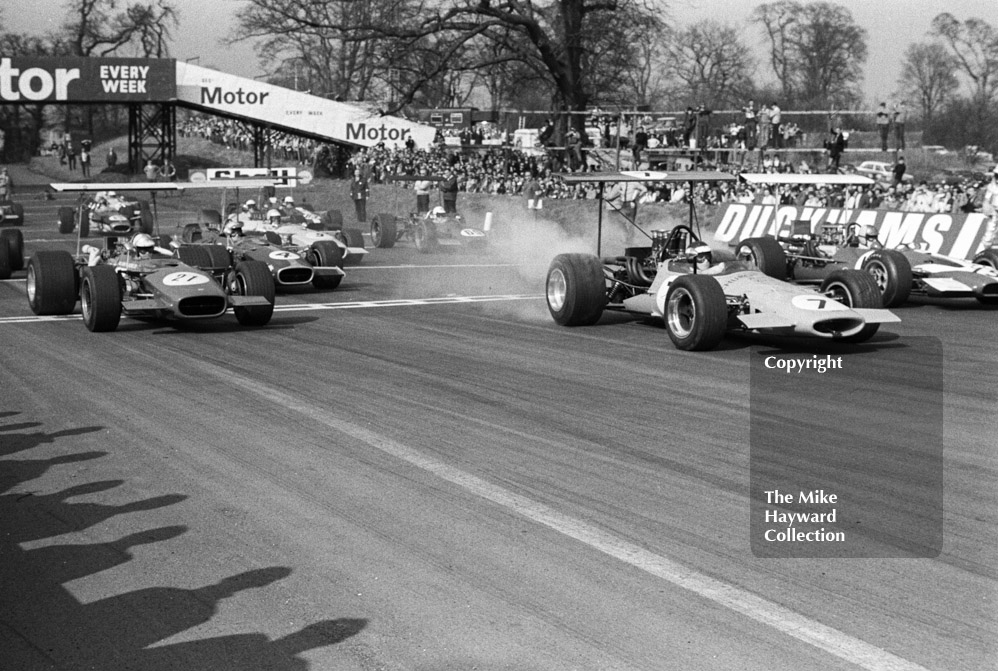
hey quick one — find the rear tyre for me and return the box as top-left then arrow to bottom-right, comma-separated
138,201 -> 154,234
821,269 -> 882,342
371,214 -> 397,248
322,209 -> 344,231
80,265 -> 122,332
58,207 -> 76,234
26,251 -> 78,315
546,253 -> 607,326
200,245 -> 232,271
1,228 -> 24,271
0,238 -> 9,280
663,274 -> 728,351
232,261 -> 275,326
861,249 -> 911,307
309,240 -> 344,290
736,237 -> 788,279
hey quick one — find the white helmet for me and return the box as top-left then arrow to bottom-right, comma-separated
106,191 -> 116,198
283,195 -> 295,204
133,232 -> 156,253
267,208 -> 282,221
245,199 -> 256,207
224,220 -> 244,236
269,196 -> 278,204
432,206 -> 446,216
861,224 -> 879,241
687,243 -> 713,267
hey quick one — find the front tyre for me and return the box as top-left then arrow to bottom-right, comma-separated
821,269 -> 882,342
861,249 -> 911,307
371,214 -> 397,248
736,237 -> 788,279
80,265 -> 122,332
232,260 -> 275,326
546,253 -> 607,326
2,228 -> 24,271
309,240 -> 344,290
972,248 -> 998,269
414,220 -> 438,253
663,274 -> 727,351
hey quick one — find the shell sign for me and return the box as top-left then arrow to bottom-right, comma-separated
0,57 -> 176,102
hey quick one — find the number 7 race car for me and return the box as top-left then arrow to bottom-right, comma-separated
545,171 -> 900,351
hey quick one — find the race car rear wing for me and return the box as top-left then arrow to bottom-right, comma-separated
556,170 -> 737,255
738,173 -> 876,186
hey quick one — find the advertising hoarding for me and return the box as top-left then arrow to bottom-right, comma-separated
0,57 -> 176,102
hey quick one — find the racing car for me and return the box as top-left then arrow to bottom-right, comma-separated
738,220 -> 998,307
26,233 -> 275,332
29,182 -> 277,332
370,174 -> 488,252
0,227 -> 25,279
545,171 -> 900,351
1,198 -> 25,226
175,218 -> 346,291
54,186 -> 154,237
221,206 -> 368,267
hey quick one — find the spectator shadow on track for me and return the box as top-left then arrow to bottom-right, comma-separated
1,416 -> 367,671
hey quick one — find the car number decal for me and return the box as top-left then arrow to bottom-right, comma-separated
268,250 -> 300,260
791,295 -> 849,311
163,272 -> 211,286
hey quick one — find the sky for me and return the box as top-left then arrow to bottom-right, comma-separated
2,0 -> 997,106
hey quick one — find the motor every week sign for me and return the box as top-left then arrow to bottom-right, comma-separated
0,57 -> 176,102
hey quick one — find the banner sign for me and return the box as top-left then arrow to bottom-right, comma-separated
175,62 -> 437,149
714,203 -> 992,259
0,57 -> 175,102
204,167 -> 301,187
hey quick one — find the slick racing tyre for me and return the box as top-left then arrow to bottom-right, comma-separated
371,214 -> 397,248
27,250 -> 78,315
1,228 -> 24,272
0,236 -> 9,280
663,274 -> 727,351
821,269 -> 882,343
546,253 -> 607,326
736,237 -> 788,279
80,265 -> 122,332
308,240 -> 344,290
860,249 -> 911,307
232,261 -> 275,326
58,207 -> 76,234
972,248 -> 998,269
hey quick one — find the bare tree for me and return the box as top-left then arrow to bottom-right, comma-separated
897,42 -> 959,122
60,0 -> 178,57
661,20 -> 755,108
229,0 -> 664,132
752,0 -> 866,107
931,13 -> 998,110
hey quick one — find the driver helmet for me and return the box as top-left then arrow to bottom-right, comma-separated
860,224 -> 879,242
224,220 -> 244,237
283,195 -> 295,205
133,232 -> 156,255
687,243 -> 713,271
106,191 -> 116,198
244,199 -> 257,209
269,196 -> 278,205
267,208 -> 282,225
431,205 -> 446,217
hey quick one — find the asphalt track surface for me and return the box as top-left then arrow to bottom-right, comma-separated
1,182 -> 996,670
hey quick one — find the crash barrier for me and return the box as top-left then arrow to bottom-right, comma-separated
713,203 -> 992,258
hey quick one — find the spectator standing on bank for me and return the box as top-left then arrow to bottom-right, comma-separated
757,104 -> 772,150
876,102 -> 891,152
824,128 -> 847,173
413,169 -> 433,214
893,100 -> 908,151
682,107 -> 696,147
743,101 -> 757,149
633,125 -> 649,166
80,145 -> 91,177
523,172 -> 543,212
440,170 -> 459,213
350,168 -> 369,223
65,141 -> 77,171
106,146 -> 117,168
694,103 -> 711,151
144,159 -> 160,181
892,156 -> 907,186
770,103 -> 782,149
